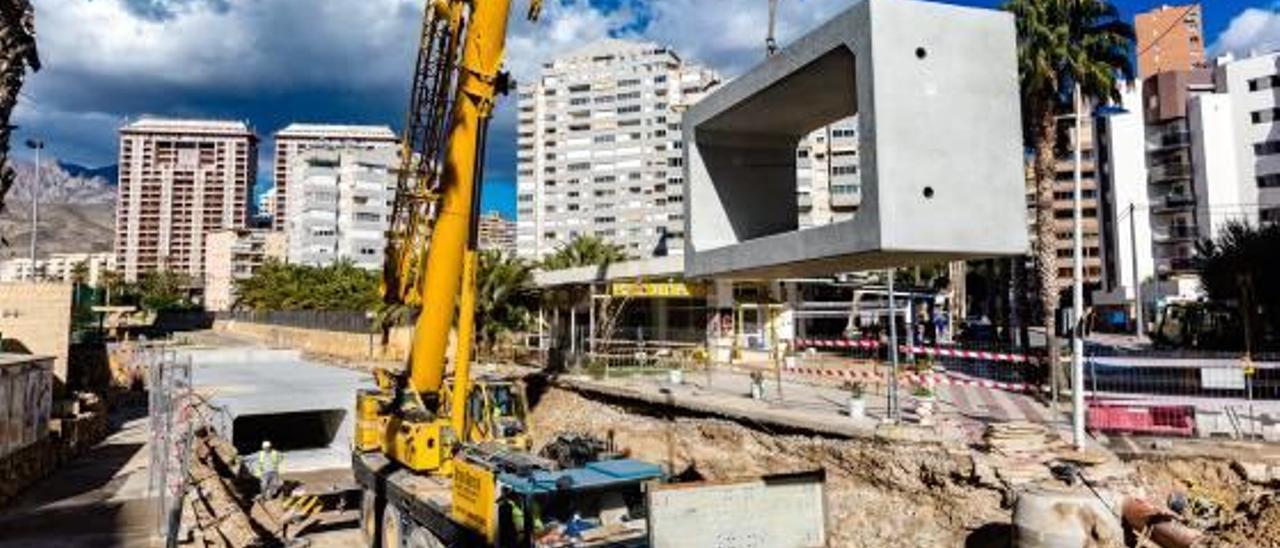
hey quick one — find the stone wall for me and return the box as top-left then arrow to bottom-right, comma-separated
0,283 -> 73,382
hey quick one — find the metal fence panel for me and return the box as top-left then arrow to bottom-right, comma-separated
219,310 -> 376,333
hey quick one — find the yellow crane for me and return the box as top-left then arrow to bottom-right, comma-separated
353,1 -> 665,546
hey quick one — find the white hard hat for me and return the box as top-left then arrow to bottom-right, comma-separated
262,441 -> 271,450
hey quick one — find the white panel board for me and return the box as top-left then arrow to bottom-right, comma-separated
1200,367 -> 1246,391
648,472 -> 825,548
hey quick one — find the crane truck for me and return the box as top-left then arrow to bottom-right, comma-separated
352,0 -> 668,546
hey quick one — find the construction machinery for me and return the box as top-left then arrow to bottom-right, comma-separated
352,0 -> 667,546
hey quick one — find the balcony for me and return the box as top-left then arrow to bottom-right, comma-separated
1157,257 -> 1198,274
1146,131 -> 1191,151
1149,164 -> 1192,183
1152,225 -> 1199,242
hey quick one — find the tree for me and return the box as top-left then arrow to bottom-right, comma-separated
69,260 -> 89,286
474,250 -> 537,352
234,259 -> 381,311
137,269 -> 192,312
1195,221 -> 1280,352
0,1 -> 38,237
541,235 -> 628,271
100,269 -> 124,306
1004,0 -> 1133,391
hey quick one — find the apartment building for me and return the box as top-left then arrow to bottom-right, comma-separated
515,39 -> 720,260
1135,4 -> 1205,80
284,143 -> 398,270
477,211 -> 516,255
203,228 -> 287,311
1212,52 -> 1280,226
272,124 -> 399,231
115,119 -> 257,282
797,117 -> 861,228
0,253 -> 116,285
1046,111 -> 1104,289
1095,52 -> 1280,326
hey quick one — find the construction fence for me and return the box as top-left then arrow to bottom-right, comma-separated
217,310 -> 376,334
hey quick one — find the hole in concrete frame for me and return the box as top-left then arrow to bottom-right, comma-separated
232,409 -> 346,454
916,47 -> 927,59
923,186 -> 935,199
694,46 -> 861,243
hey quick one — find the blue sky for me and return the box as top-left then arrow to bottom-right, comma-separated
15,0 -> 1280,218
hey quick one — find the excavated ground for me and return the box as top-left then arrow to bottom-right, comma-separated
1129,457 -> 1280,547
527,385 -> 1011,547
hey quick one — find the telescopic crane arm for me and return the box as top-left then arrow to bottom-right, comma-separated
369,0 -> 540,472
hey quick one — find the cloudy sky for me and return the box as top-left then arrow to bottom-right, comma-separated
14,0 -> 1278,216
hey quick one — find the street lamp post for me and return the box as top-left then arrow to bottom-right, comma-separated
25,139 -> 44,280
1071,84 -> 1086,450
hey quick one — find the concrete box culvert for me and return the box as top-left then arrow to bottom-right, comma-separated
682,0 -> 1027,279
230,409 -> 347,455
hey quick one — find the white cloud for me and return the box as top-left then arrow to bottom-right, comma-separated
24,0 -> 856,171
1211,7 -> 1280,58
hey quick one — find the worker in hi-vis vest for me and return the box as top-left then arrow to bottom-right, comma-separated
256,440 -> 283,499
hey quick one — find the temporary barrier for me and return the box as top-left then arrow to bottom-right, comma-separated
0,354 -> 53,460
1086,404 -> 1196,437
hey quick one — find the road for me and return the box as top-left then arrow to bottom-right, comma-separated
0,409 -> 157,548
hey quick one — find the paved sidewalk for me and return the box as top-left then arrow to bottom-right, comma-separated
581,366 -> 1061,444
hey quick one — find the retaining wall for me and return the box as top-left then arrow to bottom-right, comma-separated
212,320 -> 414,364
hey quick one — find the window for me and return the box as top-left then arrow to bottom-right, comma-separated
832,128 -> 857,139
355,212 -> 381,222
518,193 -> 534,203
668,157 -> 683,167
832,165 -> 858,176
618,79 -> 641,87
616,91 -> 640,101
594,175 -> 617,183
617,105 -> 641,114
1258,174 -> 1280,188
569,124 -> 590,132
594,135 -> 615,144
1263,207 -> 1280,224
1256,141 -> 1280,157
568,163 -> 590,172
1252,108 -> 1280,124
797,149 -> 809,158
568,84 -> 590,93
1249,75 -> 1280,92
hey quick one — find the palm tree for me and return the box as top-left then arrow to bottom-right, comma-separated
1004,0 -> 1133,393
541,235 -> 628,271
0,0 -> 37,234
474,250 -> 537,353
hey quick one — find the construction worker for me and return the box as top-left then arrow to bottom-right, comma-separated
256,440 -> 282,499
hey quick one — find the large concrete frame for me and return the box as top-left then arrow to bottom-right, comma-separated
682,0 -> 1027,278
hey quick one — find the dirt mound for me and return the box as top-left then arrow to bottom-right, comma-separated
529,386 -> 1008,546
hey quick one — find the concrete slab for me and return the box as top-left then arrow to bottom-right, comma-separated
682,0 -> 1026,278
179,347 -> 371,473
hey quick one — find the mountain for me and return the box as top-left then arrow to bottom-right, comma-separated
0,160 -> 115,259
57,161 -> 118,186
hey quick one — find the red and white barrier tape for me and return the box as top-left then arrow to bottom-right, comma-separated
781,365 -> 1032,393
793,338 -> 1039,365
900,345 -> 1039,365
794,338 -> 881,350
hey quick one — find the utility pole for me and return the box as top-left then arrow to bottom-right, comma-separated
887,270 -> 899,422
25,139 -> 44,280
1128,203 -> 1145,338
1071,84 -> 1086,450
